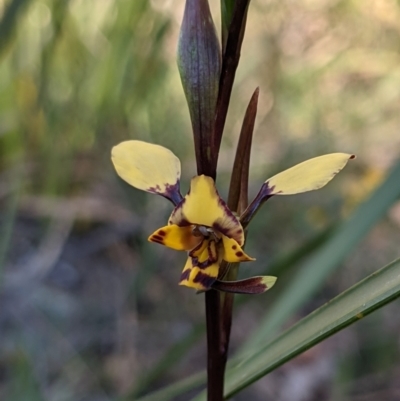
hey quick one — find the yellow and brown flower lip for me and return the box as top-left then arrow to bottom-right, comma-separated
148,175 -> 254,291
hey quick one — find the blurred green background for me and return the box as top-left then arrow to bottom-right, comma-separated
1,0 -> 400,400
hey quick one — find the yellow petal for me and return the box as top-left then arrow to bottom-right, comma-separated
265,153 -> 355,195
148,225 -> 201,251
170,175 -> 245,245
111,140 -> 181,200
221,235 -> 255,263
179,257 -> 219,291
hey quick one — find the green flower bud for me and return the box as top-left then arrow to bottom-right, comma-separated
177,0 -> 221,177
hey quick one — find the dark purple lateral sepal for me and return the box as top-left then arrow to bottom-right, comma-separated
194,271 -> 217,289
212,276 -> 271,295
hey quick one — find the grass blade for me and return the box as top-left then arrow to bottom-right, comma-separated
194,258 -> 400,399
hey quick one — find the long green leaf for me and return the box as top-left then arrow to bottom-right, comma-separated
243,158 -> 400,350
192,258 -> 400,399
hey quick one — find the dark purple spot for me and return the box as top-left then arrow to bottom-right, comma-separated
158,230 -> 166,236
180,270 -> 190,281
236,251 -> 243,257
193,272 -> 216,289
213,222 -> 230,237
232,245 -> 237,250
261,182 -> 276,196
192,257 -> 213,269
148,182 -> 183,206
151,235 -> 163,241
211,196 -> 242,238
236,229 -> 242,234
213,222 -> 223,232
207,241 -> 218,263
190,240 -> 218,269
189,241 -> 204,258
147,184 -> 162,193
151,239 -> 164,245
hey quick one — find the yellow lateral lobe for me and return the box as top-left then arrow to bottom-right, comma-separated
148,224 -> 201,251
265,153 -> 355,195
111,140 -> 181,195
221,235 -> 255,263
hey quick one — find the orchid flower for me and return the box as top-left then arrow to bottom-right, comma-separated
111,140 -> 354,293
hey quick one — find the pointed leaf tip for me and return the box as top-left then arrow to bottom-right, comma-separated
265,153 -> 355,196
261,276 -> 277,289
228,87 -> 259,213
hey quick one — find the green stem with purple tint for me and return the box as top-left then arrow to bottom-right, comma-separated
240,183 -> 273,229
213,0 -> 251,160
178,0 -> 253,398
